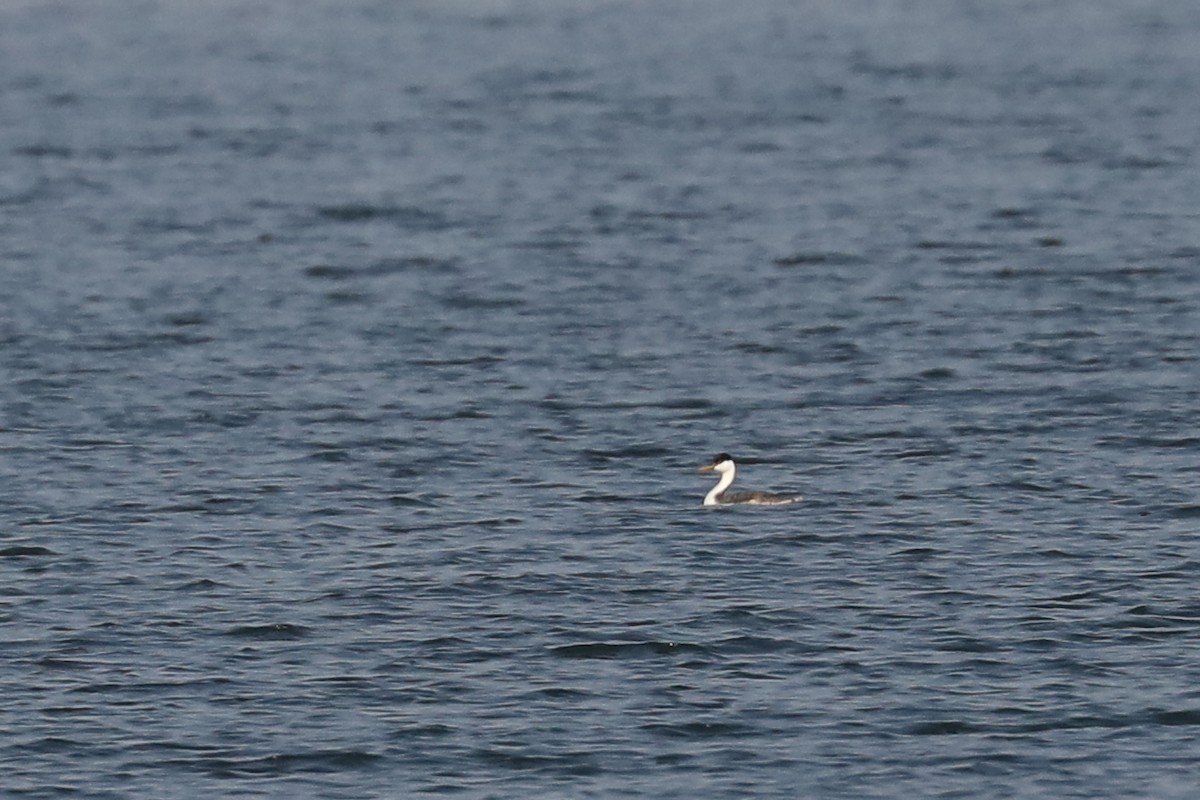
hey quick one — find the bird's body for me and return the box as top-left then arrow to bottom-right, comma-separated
697,453 -> 800,506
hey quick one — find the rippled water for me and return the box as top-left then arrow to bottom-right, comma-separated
3,1 -> 1200,797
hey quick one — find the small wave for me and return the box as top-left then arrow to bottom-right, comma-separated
1149,709 -> 1200,727
165,311 -> 209,327
0,545 -> 56,557
773,251 -> 866,267
305,257 -> 457,280
1029,590 -> 1104,608
584,444 -> 672,461
326,290 -> 371,305
522,686 -> 595,700
410,354 -> 504,368
915,239 -> 997,251
439,292 -> 525,311
320,287 -> 374,308
172,749 -> 381,778
316,203 -> 448,229
303,675 -> 373,686
15,144 -> 74,158
733,341 -> 786,355
388,722 -> 456,739
548,640 -> 703,660
653,397 -> 715,410
173,578 -> 227,591
306,447 -> 351,463
905,719 -> 978,736
573,492 -> 636,504
387,493 -> 439,508
891,446 -> 956,460
712,635 -> 799,655
473,746 -> 599,776
641,719 -> 758,739
13,736 -> 87,755
1168,504 -> 1200,519
223,623 -> 311,641
930,635 -> 1003,654
991,206 -> 1038,220
943,708 -> 1200,737
304,264 -> 359,280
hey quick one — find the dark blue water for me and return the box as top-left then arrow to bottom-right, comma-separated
3,1 -> 1200,797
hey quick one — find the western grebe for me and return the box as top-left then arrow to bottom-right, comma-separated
697,453 -> 800,506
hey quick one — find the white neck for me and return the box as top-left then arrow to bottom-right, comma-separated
703,463 -> 735,505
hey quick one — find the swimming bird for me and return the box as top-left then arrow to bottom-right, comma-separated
697,453 -> 800,506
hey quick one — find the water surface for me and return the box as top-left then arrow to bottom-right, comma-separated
2,1 -> 1200,797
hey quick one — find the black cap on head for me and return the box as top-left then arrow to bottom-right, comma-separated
709,452 -> 734,464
